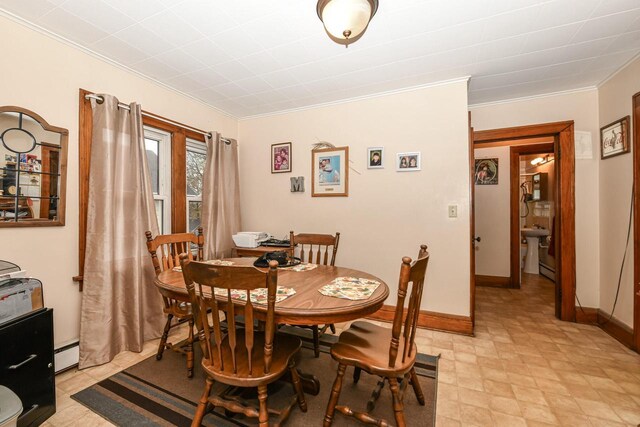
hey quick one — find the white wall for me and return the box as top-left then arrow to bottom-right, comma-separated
470,89 -> 601,307
474,146 -> 510,277
598,56 -> 640,328
239,80 -> 472,316
0,16 -> 238,347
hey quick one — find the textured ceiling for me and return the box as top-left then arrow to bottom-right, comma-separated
1,0 -> 639,117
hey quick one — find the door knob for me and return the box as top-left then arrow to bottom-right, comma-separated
473,236 -> 481,242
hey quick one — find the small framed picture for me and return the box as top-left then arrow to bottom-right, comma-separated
312,146 -> 349,197
474,158 -> 499,185
396,152 -> 421,171
271,142 -> 292,173
367,147 -> 384,169
600,116 -> 630,159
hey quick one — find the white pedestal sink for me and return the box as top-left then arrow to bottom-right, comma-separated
521,228 -> 550,274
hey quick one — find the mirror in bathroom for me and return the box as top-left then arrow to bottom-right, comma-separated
0,106 -> 68,227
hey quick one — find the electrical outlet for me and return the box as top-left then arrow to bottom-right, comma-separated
448,205 -> 458,218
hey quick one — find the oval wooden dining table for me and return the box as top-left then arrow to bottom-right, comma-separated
154,257 -> 390,395
154,257 -> 389,326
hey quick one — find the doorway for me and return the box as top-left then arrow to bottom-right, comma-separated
471,121 -> 576,322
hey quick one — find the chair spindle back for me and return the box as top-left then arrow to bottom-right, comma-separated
389,244 -> 429,368
180,256 -> 279,376
145,227 -> 204,275
289,231 -> 340,266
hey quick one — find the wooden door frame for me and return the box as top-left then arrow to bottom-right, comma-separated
633,92 -> 640,351
474,121 -> 576,322
509,143 -> 555,289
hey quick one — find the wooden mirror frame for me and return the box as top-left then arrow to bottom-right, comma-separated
0,106 -> 68,228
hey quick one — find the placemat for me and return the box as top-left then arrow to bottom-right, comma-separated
281,263 -> 318,272
318,277 -> 381,300
172,260 -> 235,272
213,286 -> 296,304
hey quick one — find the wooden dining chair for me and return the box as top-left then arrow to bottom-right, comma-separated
145,227 -> 204,378
289,230 -> 340,357
323,245 -> 429,427
180,256 -> 307,427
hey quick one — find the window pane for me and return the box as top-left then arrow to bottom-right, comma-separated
145,138 -> 159,194
188,201 -> 202,233
154,199 -> 164,234
186,150 -> 206,196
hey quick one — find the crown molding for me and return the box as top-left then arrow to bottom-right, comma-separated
596,51 -> 640,89
239,76 -> 471,120
468,86 -> 598,109
0,8 -> 238,120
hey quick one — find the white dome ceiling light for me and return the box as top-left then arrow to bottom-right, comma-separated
317,0 -> 379,47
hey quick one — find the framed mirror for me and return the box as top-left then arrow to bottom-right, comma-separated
0,106 -> 68,227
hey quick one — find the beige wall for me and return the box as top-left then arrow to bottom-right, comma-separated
239,80 -> 472,316
474,146 -> 510,277
0,16 -> 238,348
598,56 -> 640,327
470,89 -> 601,307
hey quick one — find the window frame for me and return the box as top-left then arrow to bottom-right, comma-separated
186,138 -> 207,233
144,126 -> 172,235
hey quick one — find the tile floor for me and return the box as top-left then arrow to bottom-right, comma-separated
42,272 -> 640,426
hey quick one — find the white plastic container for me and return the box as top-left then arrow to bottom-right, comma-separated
0,386 -> 22,427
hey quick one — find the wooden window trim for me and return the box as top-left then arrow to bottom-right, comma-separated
75,89 -> 206,288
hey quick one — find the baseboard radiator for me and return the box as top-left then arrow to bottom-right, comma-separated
54,341 -> 79,374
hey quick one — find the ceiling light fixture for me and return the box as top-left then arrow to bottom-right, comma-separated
531,155 -> 553,166
317,0 -> 379,47
530,157 -> 544,165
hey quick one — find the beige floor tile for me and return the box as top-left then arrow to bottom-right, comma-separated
574,398 -> 622,422
512,385 -> 548,406
438,399 -> 461,420
436,415 -> 462,426
458,387 -> 490,408
518,401 -> 559,424
483,379 -> 515,399
543,392 -> 582,414
55,371 -> 97,395
492,411 -> 528,427
460,403 -> 493,426
612,405 -> 640,425
489,396 -> 522,416
457,374 -> 484,391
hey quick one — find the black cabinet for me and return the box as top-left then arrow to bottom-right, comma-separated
0,308 -> 55,427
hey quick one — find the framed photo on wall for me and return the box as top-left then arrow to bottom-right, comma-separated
474,158 -> 499,185
396,152 -> 421,171
312,146 -> 349,197
271,142 -> 292,173
367,147 -> 383,169
600,116 -> 630,159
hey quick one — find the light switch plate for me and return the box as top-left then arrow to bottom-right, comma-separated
448,205 -> 458,218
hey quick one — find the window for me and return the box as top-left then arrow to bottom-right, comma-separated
144,127 -> 171,234
186,139 -> 206,233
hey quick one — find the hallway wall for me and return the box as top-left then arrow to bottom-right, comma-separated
598,55 -> 640,328
474,146 -> 510,278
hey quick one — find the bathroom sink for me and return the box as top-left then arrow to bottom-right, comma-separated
521,228 -> 550,238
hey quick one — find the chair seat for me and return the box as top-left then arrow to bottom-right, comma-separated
164,300 -> 191,318
330,321 -> 417,376
203,331 -> 301,388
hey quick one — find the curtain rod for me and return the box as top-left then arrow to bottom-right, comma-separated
84,93 -> 231,144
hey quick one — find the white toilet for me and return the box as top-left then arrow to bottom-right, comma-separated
0,386 -> 22,427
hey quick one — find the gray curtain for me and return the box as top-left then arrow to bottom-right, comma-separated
79,95 -> 164,369
202,132 -> 241,259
